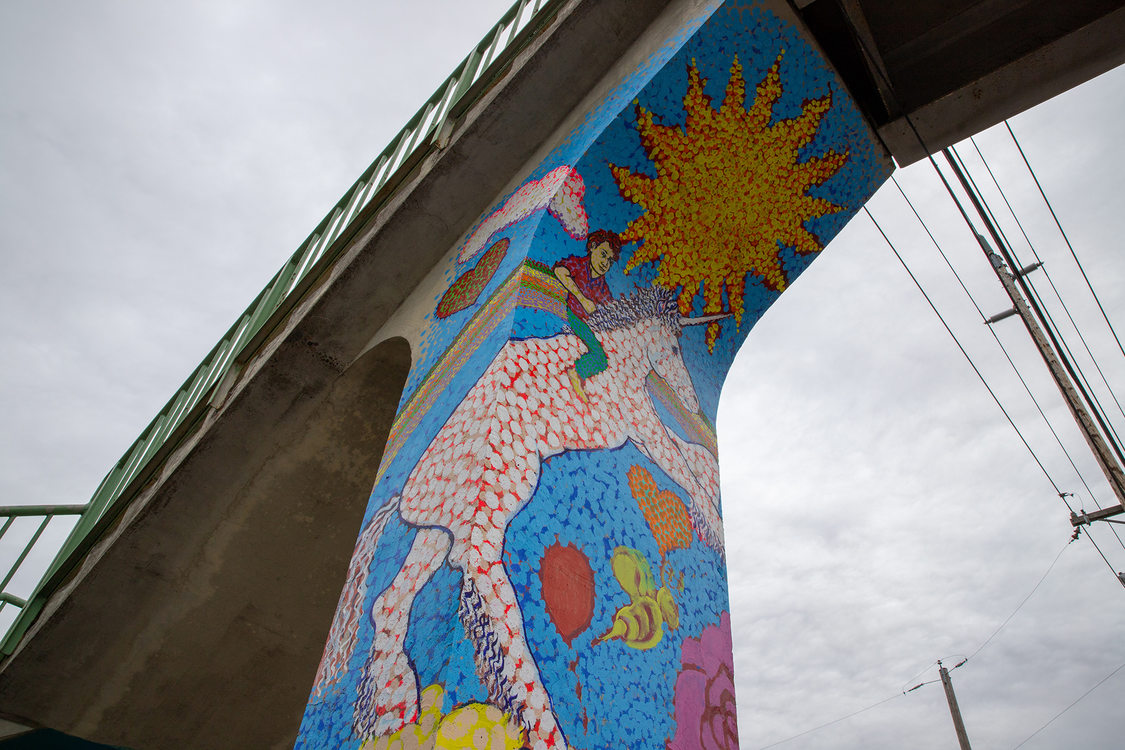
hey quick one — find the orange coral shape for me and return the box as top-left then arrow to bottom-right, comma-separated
627,465 -> 693,558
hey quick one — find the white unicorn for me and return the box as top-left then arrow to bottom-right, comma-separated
313,287 -> 724,749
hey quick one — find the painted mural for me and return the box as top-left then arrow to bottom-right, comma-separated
297,2 -> 891,749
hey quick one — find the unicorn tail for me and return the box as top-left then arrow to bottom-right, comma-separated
311,495 -> 400,696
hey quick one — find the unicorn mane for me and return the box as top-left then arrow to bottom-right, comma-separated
583,286 -> 680,334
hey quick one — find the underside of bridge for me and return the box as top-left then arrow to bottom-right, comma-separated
1,1 -> 1122,748
801,0 -> 1125,163
794,0 -> 1125,162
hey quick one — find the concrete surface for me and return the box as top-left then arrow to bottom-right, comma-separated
2,0 -> 1123,746
0,1 -> 679,747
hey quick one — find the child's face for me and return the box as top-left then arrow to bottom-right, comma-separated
589,241 -> 615,277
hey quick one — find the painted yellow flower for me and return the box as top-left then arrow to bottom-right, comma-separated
359,685 -> 525,750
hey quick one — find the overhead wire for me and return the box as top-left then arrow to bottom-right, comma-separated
751,537 -> 1081,749
843,0 -> 1125,513
1010,660 -> 1125,749
937,152 -> 1125,575
870,192 -> 1125,580
1006,121 -> 1125,361
1074,524 -> 1124,585
831,28 -> 1125,746
890,175 -> 1107,514
946,146 -> 1108,426
939,148 -> 1125,476
741,214 -> 1120,740
753,692 -> 905,750
944,147 -> 1125,553
967,136 -> 1125,428
957,140 -> 1125,551
845,9 -> 1125,569
900,659 -> 940,694
891,172 -> 1125,555
1074,489 -> 1125,555
966,537 -> 1073,662
903,678 -> 939,693
864,206 -> 1067,495
945,146 -> 1125,459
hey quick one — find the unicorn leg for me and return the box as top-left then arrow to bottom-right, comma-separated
353,526 -> 451,739
631,402 -> 725,551
667,430 -> 724,548
453,535 -> 566,750
312,497 -> 399,697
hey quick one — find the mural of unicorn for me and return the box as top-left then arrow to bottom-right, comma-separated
312,287 -> 724,749
296,5 -> 893,748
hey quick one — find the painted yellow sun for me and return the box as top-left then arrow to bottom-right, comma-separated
611,53 -> 848,350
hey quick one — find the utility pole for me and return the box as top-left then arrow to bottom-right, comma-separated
942,149 -> 1125,513
938,660 -> 973,750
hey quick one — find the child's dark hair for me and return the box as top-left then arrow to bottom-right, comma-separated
586,229 -> 623,260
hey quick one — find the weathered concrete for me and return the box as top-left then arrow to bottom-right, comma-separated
0,1 -> 682,747
2,0 -> 1123,746
794,0 -> 1125,163
0,337 -> 411,748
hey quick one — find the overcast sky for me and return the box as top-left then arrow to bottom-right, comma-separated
2,2 -> 1123,749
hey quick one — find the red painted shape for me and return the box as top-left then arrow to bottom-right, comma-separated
538,542 -> 595,647
436,237 -> 508,318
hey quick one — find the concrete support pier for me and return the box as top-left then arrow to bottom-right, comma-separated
296,3 -> 890,747
3,1 -> 1124,747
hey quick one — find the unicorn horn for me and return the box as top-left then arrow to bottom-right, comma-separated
679,313 -> 731,326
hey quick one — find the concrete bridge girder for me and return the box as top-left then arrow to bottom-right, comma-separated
0,1 -> 698,746
794,0 -> 1125,163
2,0 -> 1124,747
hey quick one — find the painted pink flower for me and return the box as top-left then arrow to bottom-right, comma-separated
668,611 -> 739,750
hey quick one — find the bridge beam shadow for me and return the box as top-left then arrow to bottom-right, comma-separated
0,337 -> 411,749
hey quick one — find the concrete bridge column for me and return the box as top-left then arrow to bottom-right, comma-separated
297,2 -> 891,748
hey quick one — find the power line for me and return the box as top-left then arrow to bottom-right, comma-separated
953,142 -> 1125,554
825,33 -> 1124,746
903,677 -> 940,693
967,136 -> 1125,429
966,538 -> 1072,662
900,659 -> 940,693
1076,491 -> 1125,555
851,13 -> 1125,516
1074,523 -> 1125,586
890,175 -> 1108,512
1011,660 -> 1125,749
868,199 -> 1125,582
891,173 -> 1125,554
864,206 -> 1066,495
939,148 -> 1125,479
754,692 -> 905,749
946,146 -> 1125,459
751,539 -> 1076,749
1005,121 -> 1125,361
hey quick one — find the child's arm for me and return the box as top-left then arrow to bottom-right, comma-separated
553,264 -> 597,314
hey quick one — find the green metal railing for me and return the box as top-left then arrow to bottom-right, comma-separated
0,0 -> 565,656
0,505 -> 86,636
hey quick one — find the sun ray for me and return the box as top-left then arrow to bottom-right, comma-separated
771,93 -> 833,149
745,55 -> 782,131
610,165 -> 658,208
613,52 -> 849,350
720,64 -> 746,117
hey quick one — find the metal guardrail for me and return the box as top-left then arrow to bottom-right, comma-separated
0,0 -> 565,656
0,505 -> 86,632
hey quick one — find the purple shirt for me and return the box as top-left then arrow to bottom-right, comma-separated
556,254 -> 611,319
